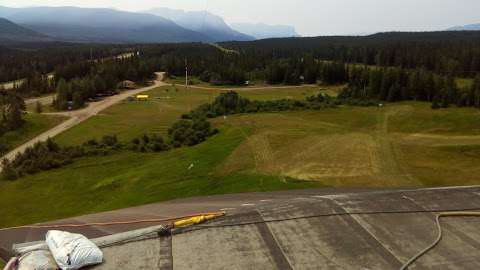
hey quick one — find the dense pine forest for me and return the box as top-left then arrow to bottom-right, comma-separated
2,31 -> 480,113
221,31 -> 480,77
0,43 -> 129,83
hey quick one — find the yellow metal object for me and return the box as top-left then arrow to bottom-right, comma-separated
136,95 -> 149,100
174,213 -> 224,228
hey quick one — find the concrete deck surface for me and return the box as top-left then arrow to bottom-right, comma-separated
89,186 -> 480,269
6,186 -> 480,269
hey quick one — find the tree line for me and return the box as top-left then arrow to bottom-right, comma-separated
339,66 -> 480,108
222,31 -> 480,77
0,43 -> 130,84
53,57 -> 158,110
0,91 -> 25,154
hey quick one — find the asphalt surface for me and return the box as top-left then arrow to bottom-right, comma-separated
7,186 -> 480,269
91,185 -> 480,269
0,188 -> 382,259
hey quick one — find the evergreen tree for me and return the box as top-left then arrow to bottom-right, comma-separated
35,101 -> 43,114
55,79 -> 70,110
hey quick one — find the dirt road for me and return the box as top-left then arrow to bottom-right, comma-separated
1,72 -> 166,163
186,84 -> 318,91
24,94 -> 56,105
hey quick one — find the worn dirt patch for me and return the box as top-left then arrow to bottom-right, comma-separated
218,132 -> 383,181
400,133 -> 480,147
277,133 -> 382,180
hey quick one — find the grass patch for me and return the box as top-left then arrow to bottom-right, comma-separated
387,102 -> 480,135
0,113 -> 66,155
0,125 -> 326,227
54,85 -> 324,146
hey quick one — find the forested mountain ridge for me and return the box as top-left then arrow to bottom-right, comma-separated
0,18 -> 51,43
0,6 -> 212,43
448,23 -> 480,31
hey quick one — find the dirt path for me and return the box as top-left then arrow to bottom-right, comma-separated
1,72 -> 167,163
375,106 -> 419,186
24,94 -> 56,105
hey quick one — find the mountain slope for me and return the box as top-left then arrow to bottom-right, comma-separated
145,8 -> 254,42
448,23 -> 480,31
0,17 -> 51,42
230,23 -> 300,39
0,6 -> 212,43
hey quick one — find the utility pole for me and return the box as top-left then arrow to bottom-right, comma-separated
185,58 -> 188,87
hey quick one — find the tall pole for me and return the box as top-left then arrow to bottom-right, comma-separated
185,58 -> 188,87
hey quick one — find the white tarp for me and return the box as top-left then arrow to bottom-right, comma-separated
46,231 -> 103,270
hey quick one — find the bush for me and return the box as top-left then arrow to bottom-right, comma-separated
169,118 -> 216,147
1,159 -> 19,181
101,135 -> 118,147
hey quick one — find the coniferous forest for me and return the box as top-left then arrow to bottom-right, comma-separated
2,30 -> 480,119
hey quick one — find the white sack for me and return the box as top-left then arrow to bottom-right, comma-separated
46,230 -> 103,270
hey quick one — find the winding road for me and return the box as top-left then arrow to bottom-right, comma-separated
1,72 -> 166,163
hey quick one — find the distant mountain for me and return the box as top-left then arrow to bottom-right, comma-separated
230,23 -> 300,39
448,23 -> 480,31
145,8 -> 254,42
0,6 -> 212,43
0,17 -> 51,42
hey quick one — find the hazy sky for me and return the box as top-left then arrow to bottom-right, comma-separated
2,0 -> 480,36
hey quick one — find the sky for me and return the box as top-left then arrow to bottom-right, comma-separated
1,0 -> 480,36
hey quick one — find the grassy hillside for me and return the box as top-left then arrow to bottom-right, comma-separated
1,113 -> 66,155
1,85 -> 480,228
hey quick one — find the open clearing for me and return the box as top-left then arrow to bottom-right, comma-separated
1,73 -> 166,162
0,113 -> 66,156
1,84 -> 480,228
54,84 -> 323,145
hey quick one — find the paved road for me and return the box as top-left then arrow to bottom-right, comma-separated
1,72 -> 166,163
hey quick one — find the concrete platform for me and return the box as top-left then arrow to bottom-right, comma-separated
6,186 -> 480,269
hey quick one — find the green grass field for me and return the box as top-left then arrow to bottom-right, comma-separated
0,113 -> 66,155
1,84 -> 480,228
55,85 -> 324,145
